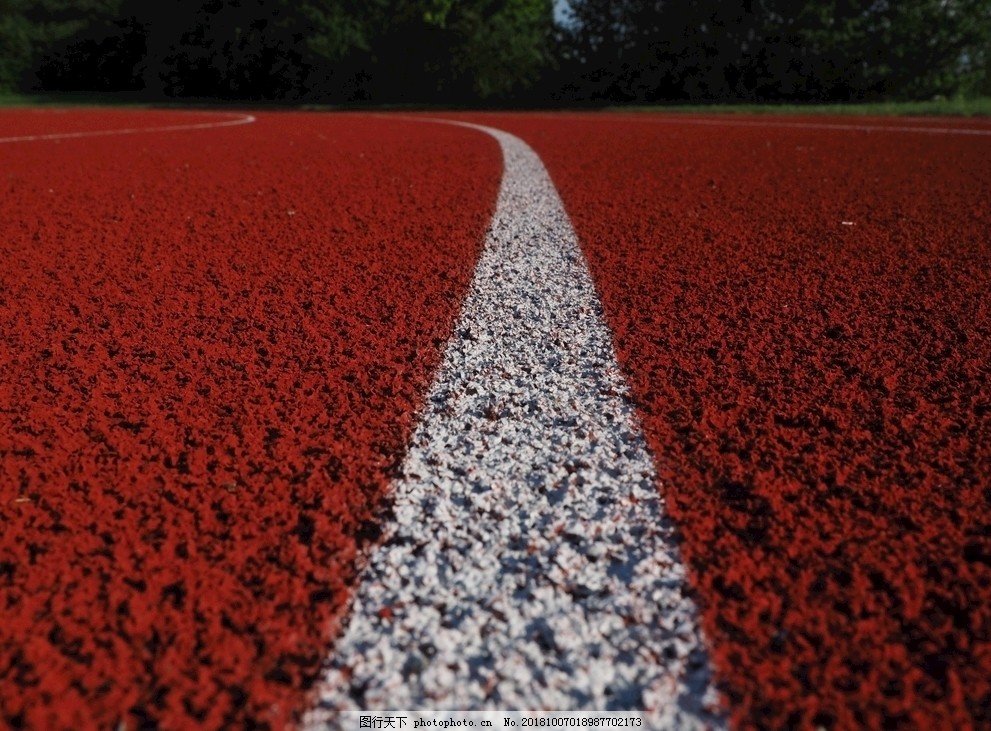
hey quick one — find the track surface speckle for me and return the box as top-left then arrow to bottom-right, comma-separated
305,122 -> 722,728
466,112 -> 991,730
0,110 -> 500,730
3,109 -> 990,730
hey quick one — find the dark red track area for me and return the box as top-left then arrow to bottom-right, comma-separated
0,110 -> 501,729
0,108 -> 244,139
472,113 -> 991,729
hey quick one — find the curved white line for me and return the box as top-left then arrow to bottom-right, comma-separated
510,110 -> 991,136
633,114 -> 991,136
0,111 -> 256,143
304,118 -> 725,727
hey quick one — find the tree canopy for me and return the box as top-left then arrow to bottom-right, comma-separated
1,0 -> 989,103
556,0 -> 991,102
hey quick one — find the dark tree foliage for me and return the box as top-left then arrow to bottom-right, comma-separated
2,0 -> 989,103
1,0 -> 129,90
12,0 -> 553,102
558,0 -> 991,103
553,1 -> 772,102
347,0 -> 553,102
100,0 -> 313,99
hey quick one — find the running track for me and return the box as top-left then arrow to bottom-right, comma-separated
1,108 -> 989,730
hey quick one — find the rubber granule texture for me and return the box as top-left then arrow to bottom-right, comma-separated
470,113 -> 991,730
0,110 -> 500,730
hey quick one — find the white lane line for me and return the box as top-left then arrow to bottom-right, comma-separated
303,122 -> 725,728
517,111 -> 991,136
0,111 -> 256,143
640,115 -> 991,136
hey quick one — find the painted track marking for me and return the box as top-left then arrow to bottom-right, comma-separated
303,121 -> 724,727
638,115 -> 991,136
0,111 -> 256,143
515,111 -> 991,136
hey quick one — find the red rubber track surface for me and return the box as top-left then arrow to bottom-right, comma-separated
0,110 -> 501,730
466,113 -> 991,730
0,109 -> 246,139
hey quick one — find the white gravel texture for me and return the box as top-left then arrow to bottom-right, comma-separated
302,122 -> 725,729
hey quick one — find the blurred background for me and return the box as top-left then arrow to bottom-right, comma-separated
1,0 -> 990,106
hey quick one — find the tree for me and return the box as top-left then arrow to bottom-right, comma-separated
1,0 -> 123,91
165,0 -> 310,99
557,0 -> 991,102
557,0 -> 753,102
349,0 -> 553,103
873,0 -> 991,98
752,0 -> 991,100
0,0 -> 35,90
446,0 -> 554,100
